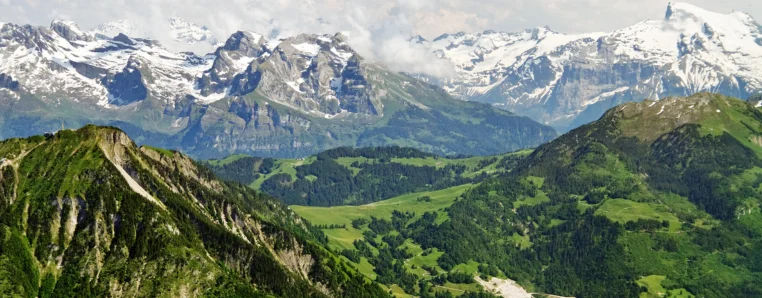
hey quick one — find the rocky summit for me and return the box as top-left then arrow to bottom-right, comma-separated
0,20 -> 555,158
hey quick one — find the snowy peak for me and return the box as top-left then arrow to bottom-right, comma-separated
50,20 -> 92,42
219,31 -> 266,55
92,20 -> 137,39
92,18 -> 218,53
168,16 -> 215,45
423,2 -> 762,131
666,2 -> 746,22
277,33 -> 354,59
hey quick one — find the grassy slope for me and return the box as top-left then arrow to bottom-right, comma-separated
249,156 -> 318,189
254,150 -> 529,192
305,94 -> 762,297
292,184 -> 480,297
292,184 -> 474,250
515,94 -> 762,297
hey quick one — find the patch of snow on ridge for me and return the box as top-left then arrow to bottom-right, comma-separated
168,16 -> 214,44
92,20 -> 137,38
292,43 -> 321,56
584,87 -> 629,107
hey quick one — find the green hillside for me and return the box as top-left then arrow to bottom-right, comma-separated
0,126 -> 388,297
206,147 -> 531,206
286,94 -> 762,297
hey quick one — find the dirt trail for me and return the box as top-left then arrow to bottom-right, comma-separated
475,276 -> 575,298
1,142 -> 45,205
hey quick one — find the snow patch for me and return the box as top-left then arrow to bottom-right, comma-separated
292,42 -> 321,56
584,87 -> 629,107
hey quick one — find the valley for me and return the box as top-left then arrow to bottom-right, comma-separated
204,93 -> 762,298
2,2 -> 762,297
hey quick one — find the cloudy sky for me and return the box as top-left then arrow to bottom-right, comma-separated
1,0 -> 759,37
1,0 -> 760,75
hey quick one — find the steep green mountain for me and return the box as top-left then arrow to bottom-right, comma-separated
0,125 -> 389,297
291,94 -> 762,297
205,147 -> 530,206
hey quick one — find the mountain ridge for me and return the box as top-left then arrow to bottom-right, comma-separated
0,20 -> 556,158
417,2 -> 762,131
0,124 -> 391,297
285,93 -> 762,297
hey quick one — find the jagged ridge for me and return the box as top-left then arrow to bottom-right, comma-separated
0,125 -> 388,297
419,2 -> 762,131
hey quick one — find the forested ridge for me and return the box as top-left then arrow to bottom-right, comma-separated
290,94 -> 762,298
207,146 -> 525,206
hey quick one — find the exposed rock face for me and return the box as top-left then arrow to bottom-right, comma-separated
101,57 -> 149,105
197,31 -> 266,96
50,20 -> 93,42
0,73 -> 18,91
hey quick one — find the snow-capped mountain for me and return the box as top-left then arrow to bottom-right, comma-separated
0,19 -> 555,158
92,20 -> 138,38
91,17 -> 219,53
0,19 -> 372,118
168,17 -> 218,47
421,2 -> 762,130
0,20 -> 212,108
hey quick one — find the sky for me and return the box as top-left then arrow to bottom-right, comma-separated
1,0 -> 761,76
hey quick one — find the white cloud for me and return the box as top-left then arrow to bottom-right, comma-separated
1,0 -> 760,77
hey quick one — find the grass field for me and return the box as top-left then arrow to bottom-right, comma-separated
249,156 -> 317,189
595,199 -> 681,231
206,154 -> 248,166
334,157 -> 370,175
141,145 -> 175,157
637,275 -> 667,298
292,184 -> 475,250
451,260 -> 480,275
637,275 -> 695,298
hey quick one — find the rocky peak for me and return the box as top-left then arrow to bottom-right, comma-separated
195,31 -> 268,97
0,23 -> 56,52
113,33 -> 136,45
101,56 -> 149,106
0,73 -> 19,91
50,19 -> 92,42
665,2 -> 675,20
220,31 -> 266,56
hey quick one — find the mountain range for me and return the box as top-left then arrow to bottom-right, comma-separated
2,2 -> 762,157
416,2 -> 762,131
3,2 -> 762,297
0,19 -> 555,159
